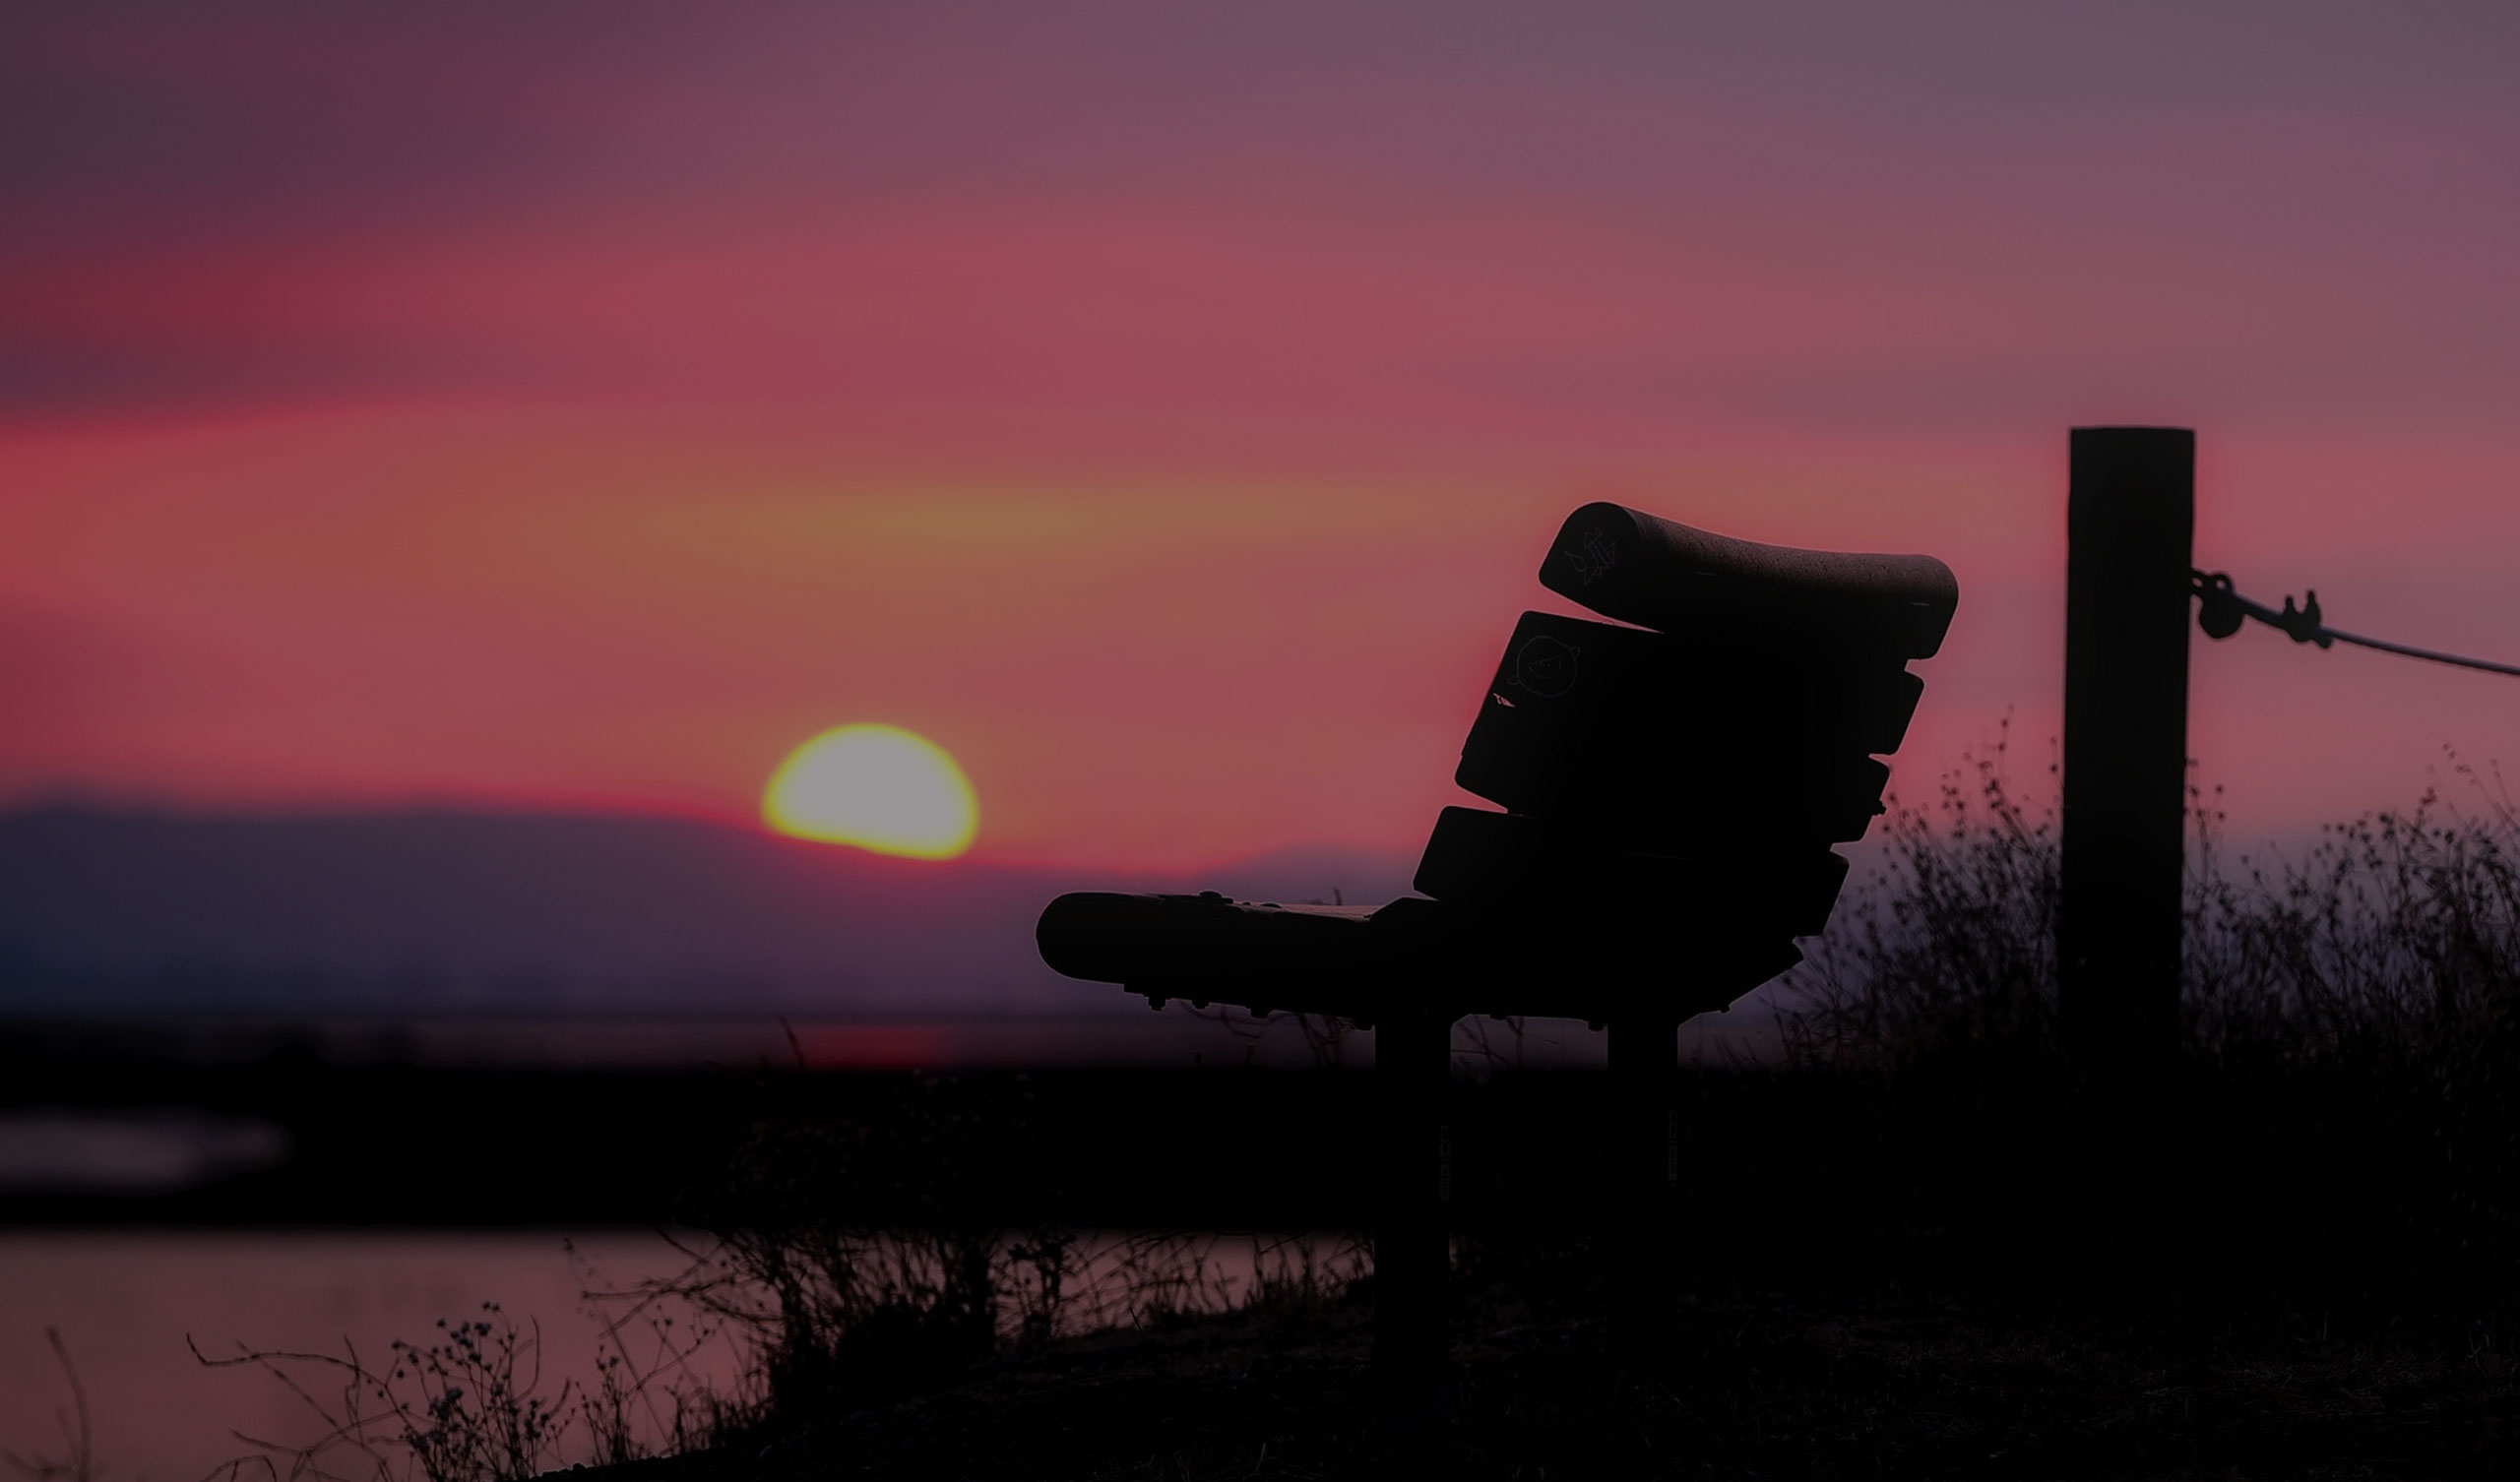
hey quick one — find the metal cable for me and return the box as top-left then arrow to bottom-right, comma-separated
2191,569 -> 2520,678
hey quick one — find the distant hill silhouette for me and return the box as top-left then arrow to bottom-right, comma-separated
0,808 -> 1417,1014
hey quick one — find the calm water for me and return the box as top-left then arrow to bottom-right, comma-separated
0,1232 -> 741,1482
0,1010 -> 1777,1477
0,1227 -> 1356,1482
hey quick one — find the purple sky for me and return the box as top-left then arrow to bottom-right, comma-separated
6,3 -> 2519,865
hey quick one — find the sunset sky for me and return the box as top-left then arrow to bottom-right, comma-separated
8,2 -> 2520,871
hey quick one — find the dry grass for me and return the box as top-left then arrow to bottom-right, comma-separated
184,732 -> 2520,1478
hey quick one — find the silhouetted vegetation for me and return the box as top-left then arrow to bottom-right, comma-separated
1774,732 -> 2520,1323
4,1329 -> 95,1482
183,1073 -> 1369,1481
179,743 -> 2520,1477
188,1287 -> 734,1482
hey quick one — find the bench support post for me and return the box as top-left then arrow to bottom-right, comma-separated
1606,1011 -> 1682,1360
1372,1008 -> 1451,1417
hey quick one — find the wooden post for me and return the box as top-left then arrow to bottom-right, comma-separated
2059,427 -> 2193,1069
1605,1011 -> 1680,1360
1372,1008 -> 1450,1416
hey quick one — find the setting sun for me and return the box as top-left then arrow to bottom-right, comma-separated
762,724 -> 977,859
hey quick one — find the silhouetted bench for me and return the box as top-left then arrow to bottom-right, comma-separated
1039,501 -> 1957,1410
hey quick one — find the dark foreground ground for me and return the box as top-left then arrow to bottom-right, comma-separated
582,1266 -> 2520,1481
18,1028 -> 2519,1478
539,1046 -> 2520,1481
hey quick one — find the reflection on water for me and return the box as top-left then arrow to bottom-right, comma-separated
0,1010 -> 1781,1475
0,1228 -> 1358,1481
0,1232 -> 737,1482
0,1111 -> 290,1195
